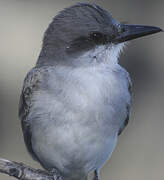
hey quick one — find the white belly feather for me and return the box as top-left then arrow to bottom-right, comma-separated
30,63 -> 130,177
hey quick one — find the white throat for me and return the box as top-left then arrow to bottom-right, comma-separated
75,43 -> 125,67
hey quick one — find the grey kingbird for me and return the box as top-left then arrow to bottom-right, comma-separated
19,3 -> 162,180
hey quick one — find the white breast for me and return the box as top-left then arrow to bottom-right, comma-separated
30,44 -> 131,178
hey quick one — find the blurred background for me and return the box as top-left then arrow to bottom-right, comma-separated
0,0 -> 164,179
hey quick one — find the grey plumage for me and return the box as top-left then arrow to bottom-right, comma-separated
37,3 -> 120,67
19,2 -> 162,180
19,67 -> 47,164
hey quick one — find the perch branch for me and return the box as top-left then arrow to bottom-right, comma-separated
0,158 -> 63,180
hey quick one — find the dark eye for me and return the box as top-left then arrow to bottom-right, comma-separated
89,32 -> 106,44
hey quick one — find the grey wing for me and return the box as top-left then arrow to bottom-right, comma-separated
118,74 -> 132,136
19,68 -> 42,161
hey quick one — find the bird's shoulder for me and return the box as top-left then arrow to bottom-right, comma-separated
115,65 -> 132,95
19,67 -> 48,119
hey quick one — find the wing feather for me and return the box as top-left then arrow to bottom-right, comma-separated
19,67 -> 43,161
118,73 -> 132,136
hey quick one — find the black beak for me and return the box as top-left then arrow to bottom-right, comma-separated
115,24 -> 163,43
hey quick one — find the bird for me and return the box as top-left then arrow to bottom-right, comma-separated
19,3 -> 162,180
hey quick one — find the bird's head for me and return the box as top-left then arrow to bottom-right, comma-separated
37,3 -> 162,67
